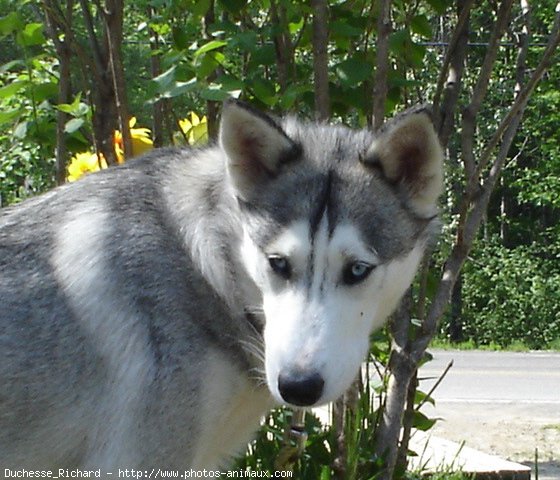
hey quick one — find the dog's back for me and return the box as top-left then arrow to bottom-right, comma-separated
0,151 -> 270,469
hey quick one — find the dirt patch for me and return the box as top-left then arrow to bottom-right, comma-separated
423,402 -> 560,479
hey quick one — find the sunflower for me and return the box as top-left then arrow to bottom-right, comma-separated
178,112 -> 208,145
114,117 -> 154,163
67,152 -> 108,182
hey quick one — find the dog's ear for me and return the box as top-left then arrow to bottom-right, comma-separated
220,99 -> 301,200
363,108 -> 444,217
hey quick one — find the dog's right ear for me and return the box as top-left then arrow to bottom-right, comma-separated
362,108 -> 444,218
220,99 -> 300,200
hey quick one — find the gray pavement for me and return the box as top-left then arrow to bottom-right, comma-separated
416,349 -> 560,479
419,349 -> 560,405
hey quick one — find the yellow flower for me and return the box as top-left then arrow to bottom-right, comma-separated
67,152 -> 108,182
114,117 -> 154,163
178,112 -> 208,145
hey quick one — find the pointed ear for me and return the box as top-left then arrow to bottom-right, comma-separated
220,99 -> 301,200
363,109 -> 444,217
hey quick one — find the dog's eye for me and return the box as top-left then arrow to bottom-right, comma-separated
342,261 -> 374,285
268,255 -> 291,279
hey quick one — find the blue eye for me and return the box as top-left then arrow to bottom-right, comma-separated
268,255 -> 291,279
343,261 -> 374,285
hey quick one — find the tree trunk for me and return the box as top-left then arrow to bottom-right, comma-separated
79,0 -> 118,165
374,291 -> 414,480
311,0 -> 330,122
42,0 -> 74,185
271,0 -> 294,94
449,273 -> 463,343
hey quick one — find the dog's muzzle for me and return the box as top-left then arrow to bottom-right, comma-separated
277,370 -> 324,406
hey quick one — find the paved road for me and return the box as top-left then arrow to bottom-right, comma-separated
417,349 -> 560,479
418,349 -> 560,405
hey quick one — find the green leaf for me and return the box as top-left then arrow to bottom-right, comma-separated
288,16 -> 304,35
389,30 -> 409,55
218,74 -> 244,92
161,78 -> 198,99
200,84 -> 234,101
64,118 -> 84,134
251,79 -> 276,106
0,80 -> 27,100
250,43 -> 275,66
410,14 -> 432,39
279,84 -> 311,110
0,108 -> 22,125
426,0 -> 451,14
152,65 -> 177,92
389,30 -> 426,67
194,40 -> 227,57
17,22 -> 45,47
335,56 -> 373,87
0,12 -> 23,36
192,0 -> 212,16
0,59 -> 24,73
172,26 -> 190,50
414,389 -> 435,407
57,94 -> 90,117
412,411 -> 437,431
229,31 -> 259,52
31,82 -> 58,102
195,53 -> 221,79
330,19 -> 363,38
217,0 -> 248,14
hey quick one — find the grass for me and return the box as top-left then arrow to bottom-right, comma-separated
431,337 -> 560,352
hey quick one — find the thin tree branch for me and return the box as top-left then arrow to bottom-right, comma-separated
432,0 -> 475,113
78,0 -> 105,77
148,6 -> 164,147
104,0 -> 132,159
372,0 -> 392,130
461,0 -> 515,188
437,0 -> 472,148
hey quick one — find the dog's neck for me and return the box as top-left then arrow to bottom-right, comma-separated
163,147 -> 263,320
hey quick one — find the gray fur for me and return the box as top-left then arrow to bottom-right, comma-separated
0,102 -> 443,469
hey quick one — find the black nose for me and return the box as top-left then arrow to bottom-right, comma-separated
278,370 -> 324,406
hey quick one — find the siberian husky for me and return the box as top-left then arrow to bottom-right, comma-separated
0,100 -> 443,470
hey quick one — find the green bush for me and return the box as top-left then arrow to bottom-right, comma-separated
456,238 -> 560,349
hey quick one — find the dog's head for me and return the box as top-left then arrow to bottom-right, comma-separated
220,100 -> 443,407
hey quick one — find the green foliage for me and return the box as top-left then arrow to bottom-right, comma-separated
448,238 -> 560,349
0,8 -> 58,204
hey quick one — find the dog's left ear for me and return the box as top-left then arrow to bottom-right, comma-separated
220,99 -> 300,200
363,109 -> 444,218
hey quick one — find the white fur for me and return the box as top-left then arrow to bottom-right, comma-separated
242,217 -> 425,405
52,202 -> 152,466
191,352 -> 273,469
